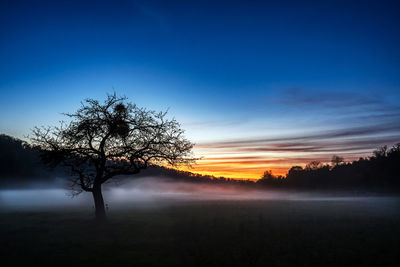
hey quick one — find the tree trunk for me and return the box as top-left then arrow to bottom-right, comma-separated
92,185 -> 106,221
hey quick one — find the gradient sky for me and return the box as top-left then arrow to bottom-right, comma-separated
1,0 -> 400,179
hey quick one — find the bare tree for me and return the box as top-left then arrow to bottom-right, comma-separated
305,160 -> 322,171
31,93 -> 194,220
373,145 -> 388,158
331,155 -> 344,167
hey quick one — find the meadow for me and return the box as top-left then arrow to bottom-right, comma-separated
1,197 -> 399,267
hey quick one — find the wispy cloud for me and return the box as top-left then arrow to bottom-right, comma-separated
190,122 -> 400,178
277,88 -> 385,109
267,88 -> 400,128
199,123 -> 400,148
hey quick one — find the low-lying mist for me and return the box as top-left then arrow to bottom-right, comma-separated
1,177 -> 398,211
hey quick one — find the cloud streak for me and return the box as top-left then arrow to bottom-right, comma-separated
198,124 -> 400,148
190,122 -> 400,178
277,88 -> 386,109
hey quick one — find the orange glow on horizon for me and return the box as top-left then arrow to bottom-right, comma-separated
173,143 -> 368,180
176,158 -> 294,180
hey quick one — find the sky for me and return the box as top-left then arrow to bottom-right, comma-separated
1,0 -> 400,179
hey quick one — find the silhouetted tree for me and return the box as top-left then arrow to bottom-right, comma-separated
31,93 -> 194,220
285,166 -> 304,187
305,161 -> 322,171
256,170 -> 285,187
372,145 -> 388,158
331,155 -> 344,167
261,170 -> 274,179
287,166 -> 303,174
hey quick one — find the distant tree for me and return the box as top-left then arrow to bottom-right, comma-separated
261,170 -> 274,179
388,143 -> 400,156
287,166 -> 303,174
285,166 -> 305,187
373,145 -> 388,158
31,93 -> 194,220
257,170 -> 284,187
305,161 -> 322,171
331,155 -> 344,167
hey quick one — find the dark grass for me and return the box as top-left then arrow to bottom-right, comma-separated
1,199 -> 400,267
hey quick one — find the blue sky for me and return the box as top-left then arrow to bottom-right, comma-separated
1,0 -> 399,177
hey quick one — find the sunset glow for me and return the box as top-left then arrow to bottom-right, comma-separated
178,124 -> 400,179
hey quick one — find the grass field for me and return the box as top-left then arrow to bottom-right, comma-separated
1,198 -> 399,267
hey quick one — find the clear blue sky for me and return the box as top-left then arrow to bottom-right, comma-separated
1,0 -> 399,177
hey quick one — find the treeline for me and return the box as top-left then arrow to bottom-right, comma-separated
1,134 -> 399,192
257,144 -> 400,192
0,134 -> 56,184
0,134 -> 253,187
135,165 -> 255,185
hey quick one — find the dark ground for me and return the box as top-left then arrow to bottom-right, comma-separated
1,198 -> 399,267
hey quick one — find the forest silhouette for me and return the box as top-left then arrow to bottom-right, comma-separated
1,133 -> 399,193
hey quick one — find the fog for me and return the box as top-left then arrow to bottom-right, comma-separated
1,177 -> 399,211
